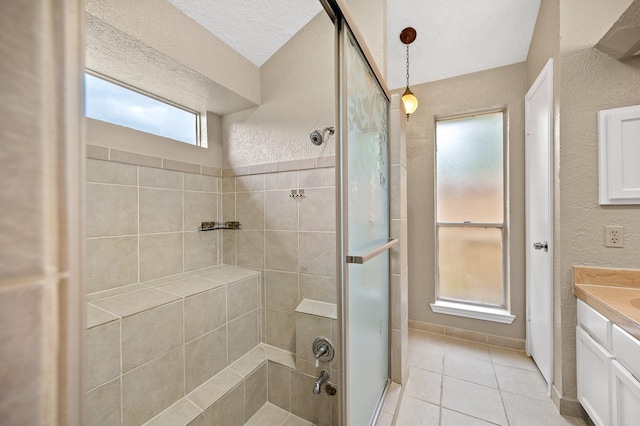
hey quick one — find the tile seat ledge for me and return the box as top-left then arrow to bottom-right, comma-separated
86,265 -> 260,328
142,343 -> 296,425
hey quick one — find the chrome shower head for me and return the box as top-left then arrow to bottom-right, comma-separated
309,126 -> 335,146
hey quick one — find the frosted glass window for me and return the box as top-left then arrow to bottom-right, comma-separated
84,73 -> 199,145
435,112 -> 505,307
438,227 -> 503,305
437,113 -> 503,223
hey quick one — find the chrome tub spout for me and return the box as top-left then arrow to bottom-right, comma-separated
313,370 -> 329,395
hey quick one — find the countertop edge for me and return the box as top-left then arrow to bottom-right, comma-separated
574,283 -> 640,341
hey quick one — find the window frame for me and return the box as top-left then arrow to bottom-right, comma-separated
431,109 -> 513,323
84,70 -> 203,146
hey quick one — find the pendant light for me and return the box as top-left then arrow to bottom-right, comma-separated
400,27 -> 418,120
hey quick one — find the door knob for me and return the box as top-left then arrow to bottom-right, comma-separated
533,241 -> 549,252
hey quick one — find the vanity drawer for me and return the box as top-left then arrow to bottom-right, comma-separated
612,325 -> 640,381
578,299 -> 612,349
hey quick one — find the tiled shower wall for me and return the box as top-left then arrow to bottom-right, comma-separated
85,158 -> 221,294
221,166 -> 337,353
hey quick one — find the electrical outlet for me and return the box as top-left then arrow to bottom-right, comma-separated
605,226 -> 624,248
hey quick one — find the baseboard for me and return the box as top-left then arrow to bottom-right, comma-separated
408,319 -> 525,350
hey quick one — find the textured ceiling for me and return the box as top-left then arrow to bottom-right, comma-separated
166,0 -> 323,67
387,0 -> 541,89
165,0 -> 540,89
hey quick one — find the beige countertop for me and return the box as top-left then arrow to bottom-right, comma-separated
574,266 -> 640,340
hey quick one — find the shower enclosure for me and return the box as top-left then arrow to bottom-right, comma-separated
83,0 -> 397,424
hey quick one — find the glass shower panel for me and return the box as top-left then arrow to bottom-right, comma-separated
344,29 -> 390,426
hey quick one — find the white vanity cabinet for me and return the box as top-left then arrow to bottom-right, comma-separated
577,299 -> 640,426
576,303 -> 613,426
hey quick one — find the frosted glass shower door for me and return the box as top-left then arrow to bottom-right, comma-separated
339,24 -> 392,426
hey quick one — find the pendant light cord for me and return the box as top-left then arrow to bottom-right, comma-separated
405,45 -> 410,90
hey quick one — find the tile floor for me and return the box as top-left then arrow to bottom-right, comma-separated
242,328 -> 591,426
246,402 -> 314,425
388,329 -> 589,426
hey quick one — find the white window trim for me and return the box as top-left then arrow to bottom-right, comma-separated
434,110 -> 512,317
430,300 -> 515,324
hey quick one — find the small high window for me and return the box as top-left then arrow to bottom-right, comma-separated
84,72 -> 200,145
435,111 -> 506,308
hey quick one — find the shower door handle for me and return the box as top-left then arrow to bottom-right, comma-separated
346,239 -> 398,264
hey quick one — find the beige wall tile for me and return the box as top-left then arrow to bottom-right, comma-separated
87,159 -> 137,185
139,166 -> 183,190
248,162 -> 279,175
265,231 -> 298,272
222,177 -> 236,193
122,347 -> 184,426
265,271 -> 298,312
237,174 -> 265,192
139,188 -> 182,234
390,164 -> 401,220
87,144 -> 109,160
92,288 -> 180,318
184,191 -> 218,231
391,274 -> 401,331
236,192 -> 264,230
184,173 -> 217,192
222,194 -> 236,222
111,149 -> 162,168
298,188 -> 335,232
163,159 -> 201,174
87,320 -> 121,390
187,368 -> 243,411
299,274 -> 336,304
139,233 -> 183,281
86,183 -> 138,238
228,309 -> 259,364
122,301 -> 183,372
222,231 -> 236,265
264,190 -> 298,231
0,285 -> 43,425
185,326 -> 228,393
290,371 -> 331,425
86,236 -> 138,293
236,231 -> 264,269
144,399 -> 202,426
299,232 -> 335,277
299,168 -> 334,188
202,383 -> 244,426
185,287 -> 226,342
87,378 -> 121,426
265,309 -> 296,353
267,362 -> 291,411
295,313 -> 332,364
265,171 -> 298,190
278,158 -> 315,172
184,231 -> 218,272
227,276 -> 259,321
228,347 -> 266,378
316,157 -> 335,168
244,363 -> 268,422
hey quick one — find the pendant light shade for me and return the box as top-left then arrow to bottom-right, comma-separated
402,87 -> 419,117
400,27 -> 418,120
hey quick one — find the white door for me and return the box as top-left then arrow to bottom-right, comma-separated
525,59 -> 553,386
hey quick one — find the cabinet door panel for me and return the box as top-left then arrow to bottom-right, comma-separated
611,360 -> 640,426
577,326 -> 613,426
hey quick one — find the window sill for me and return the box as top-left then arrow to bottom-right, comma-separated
430,300 -> 516,324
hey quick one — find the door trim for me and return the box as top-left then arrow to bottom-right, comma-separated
525,58 -> 554,392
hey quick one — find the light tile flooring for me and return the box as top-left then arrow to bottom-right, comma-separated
390,329 -> 589,426
246,402 -> 313,426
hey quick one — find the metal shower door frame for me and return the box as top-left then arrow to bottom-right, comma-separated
319,1 -> 393,424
